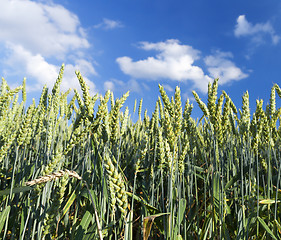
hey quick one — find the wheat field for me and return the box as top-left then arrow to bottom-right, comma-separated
0,65 -> 281,239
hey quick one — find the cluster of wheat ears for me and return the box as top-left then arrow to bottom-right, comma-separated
0,64 -> 281,239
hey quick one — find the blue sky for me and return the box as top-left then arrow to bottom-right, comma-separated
0,0 -> 281,118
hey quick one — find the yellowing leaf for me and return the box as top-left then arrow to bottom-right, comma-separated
259,199 -> 280,205
143,213 -> 170,240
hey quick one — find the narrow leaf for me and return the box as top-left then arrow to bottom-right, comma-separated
61,190 -> 77,219
257,216 -> 278,240
0,186 -> 33,197
178,198 -> 186,226
274,219 -> 281,234
0,206 -> 11,234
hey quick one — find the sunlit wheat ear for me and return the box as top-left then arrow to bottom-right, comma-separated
222,90 -> 237,115
274,83 -> 281,98
52,64 -> 64,97
0,86 -> 23,119
110,91 -> 114,108
17,101 -> 36,146
109,91 -> 129,143
221,96 -> 231,133
133,99 -> 137,114
59,89 -> 71,118
22,77 -> 26,102
0,130 -> 18,163
138,98 -> 143,120
163,108 -> 176,151
64,122 -> 91,155
251,114 -> 261,153
50,64 -> 64,116
143,109 -> 150,129
174,86 -> 182,138
76,70 -> 96,118
269,84 -> 276,116
11,93 -> 19,112
159,85 -> 175,120
148,102 -> 158,139
215,93 -> 224,119
183,98 -> 192,117
95,91 -> 110,127
68,94 -> 77,113
92,92 -> 109,139
178,138 -> 189,174
192,90 -> 209,117
74,89 -> 84,110
104,150 -> 128,216
207,78 -> 219,124
164,139 -> 173,174
120,107 -> 129,136
0,77 -> 9,94
25,169 -> 82,186
240,91 -> 250,136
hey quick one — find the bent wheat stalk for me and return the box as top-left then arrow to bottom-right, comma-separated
25,169 -> 81,186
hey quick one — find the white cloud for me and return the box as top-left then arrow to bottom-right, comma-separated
0,0 -> 90,58
94,18 -> 123,30
234,15 -> 280,45
62,63 -> 96,96
104,81 -> 115,91
4,43 -> 96,94
0,0 -> 96,94
4,43 -> 59,90
104,78 -> 142,93
117,39 -> 212,93
204,51 -> 248,84
117,39 -> 247,93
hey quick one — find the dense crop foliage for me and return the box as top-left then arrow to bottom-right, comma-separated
0,65 -> 281,239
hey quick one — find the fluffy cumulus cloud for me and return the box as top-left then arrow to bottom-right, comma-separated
204,51 -> 248,84
234,15 -> 280,45
0,0 -> 96,93
116,39 -> 247,93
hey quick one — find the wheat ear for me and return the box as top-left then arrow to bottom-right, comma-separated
25,169 -> 81,186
